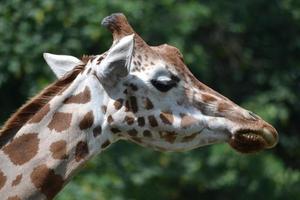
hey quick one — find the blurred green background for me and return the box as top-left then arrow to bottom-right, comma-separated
1,0 -> 300,199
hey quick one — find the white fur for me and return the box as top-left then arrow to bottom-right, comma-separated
97,34 -> 135,86
43,53 -> 83,78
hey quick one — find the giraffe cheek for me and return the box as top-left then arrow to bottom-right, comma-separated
137,117 -> 145,127
159,112 -> 174,125
143,130 -> 152,138
159,131 -> 177,143
123,115 -> 135,125
181,132 -> 198,143
143,97 -> 154,110
101,140 -> 111,149
127,129 -> 138,137
148,115 -> 158,127
180,115 -> 198,129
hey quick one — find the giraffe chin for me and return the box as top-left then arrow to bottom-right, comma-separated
228,129 -> 277,154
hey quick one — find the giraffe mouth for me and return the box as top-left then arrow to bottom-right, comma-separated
229,127 -> 278,153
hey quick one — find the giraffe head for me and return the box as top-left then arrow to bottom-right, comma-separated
44,13 -> 278,153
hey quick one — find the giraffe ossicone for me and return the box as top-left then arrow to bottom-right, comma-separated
0,13 -> 278,199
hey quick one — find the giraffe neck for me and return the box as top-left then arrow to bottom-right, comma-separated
0,70 -> 114,200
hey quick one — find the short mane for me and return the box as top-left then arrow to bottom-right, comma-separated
0,59 -> 88,148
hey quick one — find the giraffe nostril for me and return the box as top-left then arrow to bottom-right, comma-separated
248,111 -> 260,120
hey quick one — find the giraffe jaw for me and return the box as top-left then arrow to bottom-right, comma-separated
229,127 -> 278,153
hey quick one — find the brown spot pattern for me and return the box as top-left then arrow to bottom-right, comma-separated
3,133 -> 39,165
101,105 -> 107,114
124,116 -> 134,125
129,96 -> 138,113
79,111 -> 94,130
148,115 -> 158,127
218,102 -> 231,112
30,164 -> 64,200
75,141 -> 89,162
137,117 -> 145,127
160,112 -> 174,125
0,64 -> 84,149
143,130 -> 152,137
125,100 -> 130,112
50,140 -> 68,160
29,104 -> 50,124
144,98 -> 153,110
11,174 -> 22,187
93,126 -> 102,137
193,100 -> 212,116
0,169 -> 6,190
129,83 -> 138,91
101,140 -> 111,149
127,129 -> 138,136
201,93 -> 217,103
160,131 -> 177,143
181,115 -> 198,128
97,55 -> 104,63
107,115 -> 114,124
48,112 -> 72,132
110,127 -> 121,133
182,133 -> 198,142
114,98 -> 124,110
63,86 -> 91,104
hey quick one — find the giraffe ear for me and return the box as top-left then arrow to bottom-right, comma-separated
97,34 -> 134,86
43,53 -> 83,78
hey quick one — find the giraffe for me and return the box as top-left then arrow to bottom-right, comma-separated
0,13 -> 278,200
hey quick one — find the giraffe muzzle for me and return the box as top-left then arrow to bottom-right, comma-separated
228,124 -> 278,153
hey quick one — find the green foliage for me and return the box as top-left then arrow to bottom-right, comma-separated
0,0 -> 299,199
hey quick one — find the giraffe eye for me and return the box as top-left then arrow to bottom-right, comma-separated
151,75 -> 180,92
